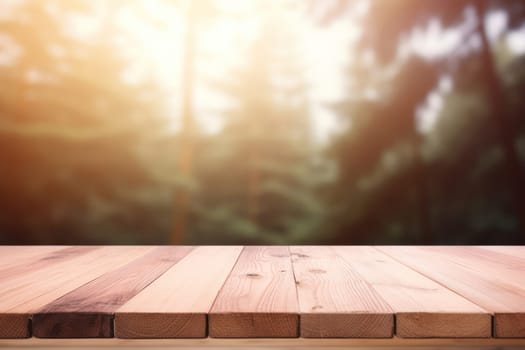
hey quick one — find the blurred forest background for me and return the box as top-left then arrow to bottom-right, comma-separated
1,0 -> 524,245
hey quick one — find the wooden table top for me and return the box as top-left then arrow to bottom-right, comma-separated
0,246 -> 524,340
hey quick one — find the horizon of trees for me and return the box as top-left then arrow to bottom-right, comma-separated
0,0 -> 524,244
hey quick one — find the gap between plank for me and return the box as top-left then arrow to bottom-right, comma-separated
287,246 -> 301,338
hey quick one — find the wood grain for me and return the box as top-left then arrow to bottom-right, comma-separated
433,246 -> 525,291
115,246 -> 243,338
479,246 -> 525,257
209,246 -> 299,338
32,246 -> 194,338
0,246 -> 152,338
379,246 -> 525,338
0,246 -> 67,271
334,246 -> 490,338
422,246 -> 525,338
0,245 -> 524,340
290,246 -> 393,338
0,314 -> 29,339
0,246 -> 98,282
2,337 -> 525,349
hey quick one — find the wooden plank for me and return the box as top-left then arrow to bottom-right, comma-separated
430,246 -> 525,291
2,337 -> 525,350
289,246 -> 393,338
0,246 -> 68,270
32,246 -> 193,338
0,246 -> 153,338
479,246 -> 525,258
209,246 -> 299,338
379,246 -> 525,338
416,246 -> 525,338
115,246 -> 243,338
475,245 -> 525,260
334,246 -> 490,338
0,246 -> 98,282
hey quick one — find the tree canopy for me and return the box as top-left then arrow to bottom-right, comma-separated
0,0 -> 524,244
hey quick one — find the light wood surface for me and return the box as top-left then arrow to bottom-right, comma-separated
435,246 -> 525,291
209,246 -> 299,338
33,246 -> 193,338
0,246 -> 98,282
479,245 -> 525,257
0,246 -> 69,271
0,246 -> 153,338
290,246 -> 393,338
379,246 -> 525,338
334,246 -> 491,338
1,337 -> 525,349
115,246 -> 243,338
0,245 -> 524,341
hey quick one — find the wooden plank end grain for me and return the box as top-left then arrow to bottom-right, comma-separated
301,313 -> 393,338
396,312 -> 492,338
115,313 -> 206,339
0,314 -> 31,338
209,313 -> 298,338
32,313 -> 112,338
494,313 -> 525,338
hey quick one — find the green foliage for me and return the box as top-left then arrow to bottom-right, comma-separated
1,0 -> 524,245
0,0 -> 173,244
190,16 -> 326,244
322,0 -> 525,244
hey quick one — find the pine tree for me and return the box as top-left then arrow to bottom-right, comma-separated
191,10 -> 324,244
0,0 -> 170,244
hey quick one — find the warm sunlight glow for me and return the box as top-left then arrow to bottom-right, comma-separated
108,0 -> 360,142
3,0 -> 525,246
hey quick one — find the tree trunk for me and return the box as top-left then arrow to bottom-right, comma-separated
247,144 -> 261,224
171,3 -> 198,244
415,137 -> 433,244
475,0 -> 525,239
